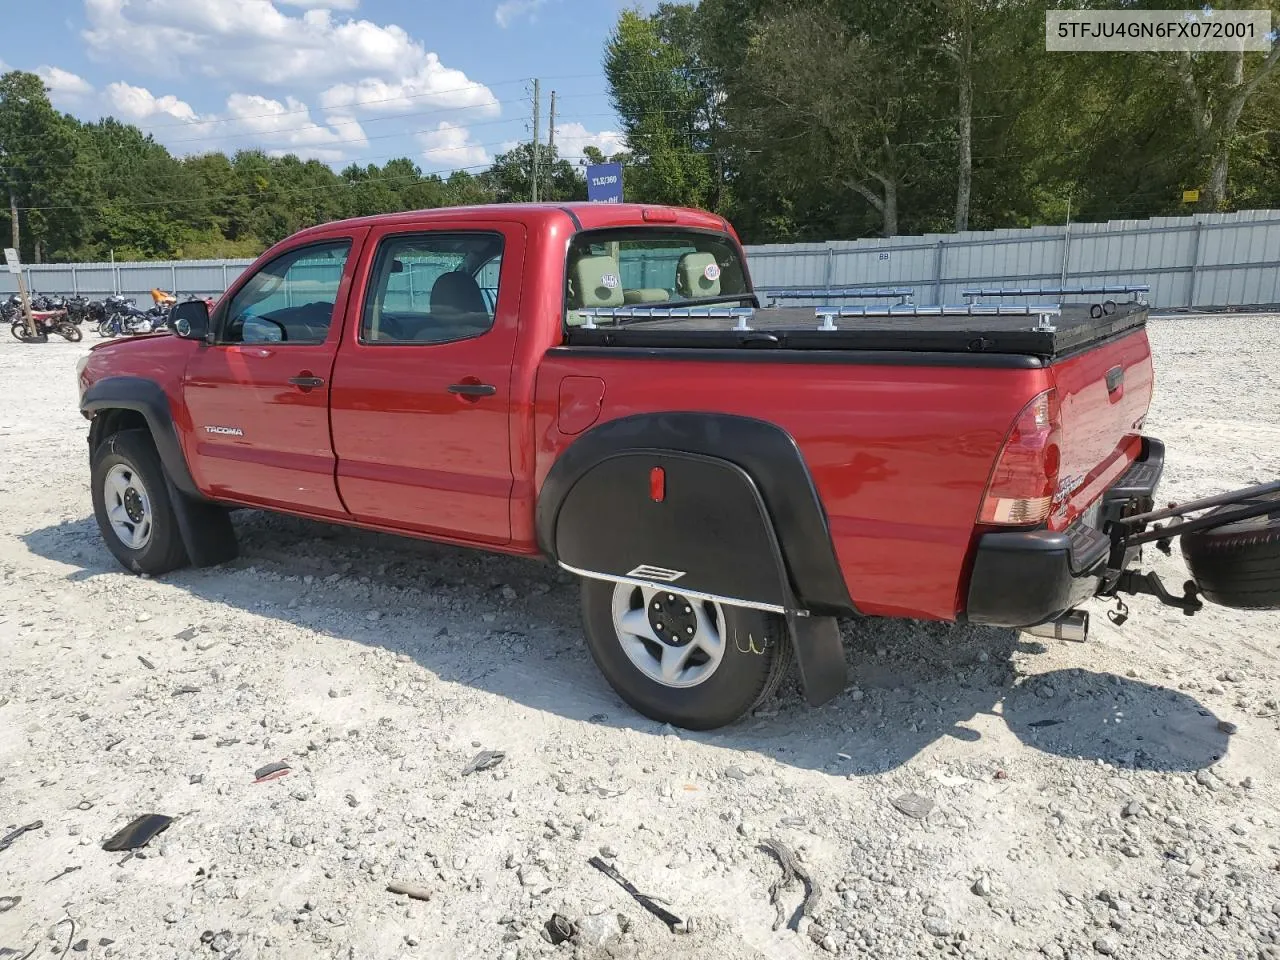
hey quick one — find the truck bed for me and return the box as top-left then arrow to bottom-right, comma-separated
565,302 -> 1147,360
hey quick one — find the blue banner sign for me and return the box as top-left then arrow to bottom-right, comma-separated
586,162 -> 624,203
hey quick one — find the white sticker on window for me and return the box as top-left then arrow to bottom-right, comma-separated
704,263 -> 721,282
601,273 -> 620,288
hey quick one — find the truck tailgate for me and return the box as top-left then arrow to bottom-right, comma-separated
1048,328 -> 1154,529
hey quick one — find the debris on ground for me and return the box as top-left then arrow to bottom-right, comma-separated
889,792 -> 935,820
0,821 -> 43,853
101,815 -> 173,852
45,866 -> 81,885
589,856 -> 684,932
460,749 -> 505,776
252,761 -> 291,783
385,881 -> 433,902
759,838 -> 821,932
543,914 -> 575,945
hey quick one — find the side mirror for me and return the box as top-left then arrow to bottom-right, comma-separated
169,299 -> 210,340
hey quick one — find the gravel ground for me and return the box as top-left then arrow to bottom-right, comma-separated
1,316 -> 1279,960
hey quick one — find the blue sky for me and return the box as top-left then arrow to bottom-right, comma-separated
0,0 -> 648,173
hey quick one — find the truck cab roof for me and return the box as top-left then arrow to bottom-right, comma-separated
286,203 -> 735,244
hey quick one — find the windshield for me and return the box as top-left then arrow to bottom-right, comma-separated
565,228 -> 751,327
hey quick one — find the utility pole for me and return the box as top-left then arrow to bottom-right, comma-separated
8,187 -> 19,252
547,90 -> 557,200
531,79 -> 541,203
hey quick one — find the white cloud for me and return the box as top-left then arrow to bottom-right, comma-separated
554,122 -> 627,161
0,59 -> 12,74
105,81 -> 197,122
83,0 -> 498,114
36,66 -> 95,103
97,81 -> 366,163
495,0 -> 545,28
225,92 -> 367,161
319,54 -> 499,117
279,0 -> 359,8
418,121 -> 490,171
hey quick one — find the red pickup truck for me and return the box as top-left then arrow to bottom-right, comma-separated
77,203 -> 1280,729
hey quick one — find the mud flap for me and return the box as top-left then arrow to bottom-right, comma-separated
785,612 -> 847,706
163,474 -> 239,568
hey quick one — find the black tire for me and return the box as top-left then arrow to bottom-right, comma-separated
91,429 -> 190,576
11,320 -> 46,343
580,577 -> 791,730
57,321 -> 83,342
1181,493 -> 1280,610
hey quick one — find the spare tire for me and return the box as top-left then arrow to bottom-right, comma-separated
1181,493 -> 1280,609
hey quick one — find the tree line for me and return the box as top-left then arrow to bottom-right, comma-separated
2,0 -> 1278,262
607,0 -> 1280,241
0,71 -> 587,263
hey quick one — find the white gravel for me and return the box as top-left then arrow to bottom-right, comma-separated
2,317 -> 1279,960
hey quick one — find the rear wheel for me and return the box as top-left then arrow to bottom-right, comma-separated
11,320 -> 46,343
91,429 -> 189,576
580,578 -> 790,729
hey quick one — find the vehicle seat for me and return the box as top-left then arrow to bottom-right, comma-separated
430,271 -> 487,318
566,254 -> 625,327
573,255 -> 624,308
624,288 -> 671,303
676,252 -> 721,298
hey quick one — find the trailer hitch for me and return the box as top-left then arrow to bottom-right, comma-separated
1104,572 -> 1202,625
1101,478 -> 1279,622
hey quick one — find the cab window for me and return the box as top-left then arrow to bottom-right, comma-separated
221,241 -> 351,345
361,232 -> 504,345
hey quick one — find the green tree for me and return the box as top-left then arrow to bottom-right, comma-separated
604,4 -> 725,209
481,143 -> 585,203
0,71 -> 93,261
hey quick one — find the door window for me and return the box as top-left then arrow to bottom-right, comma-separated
361,232 -> 504,345
221,241 -> 351,345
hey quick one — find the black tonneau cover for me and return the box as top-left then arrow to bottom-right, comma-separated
564,302 -> 1148,360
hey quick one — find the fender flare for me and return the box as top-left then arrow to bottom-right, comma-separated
536,413 -> 855,614
81,376 -> 202,500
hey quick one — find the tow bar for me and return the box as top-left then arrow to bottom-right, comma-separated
1101,479 -> 1280,622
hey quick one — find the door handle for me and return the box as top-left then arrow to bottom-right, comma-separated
288,375 -> 325,389
448,382 -> 497,397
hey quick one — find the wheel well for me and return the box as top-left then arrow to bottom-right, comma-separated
89,408 -> 150,455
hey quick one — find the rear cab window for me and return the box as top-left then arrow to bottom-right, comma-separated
564,228 -> 751,328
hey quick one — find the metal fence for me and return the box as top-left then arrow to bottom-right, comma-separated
744,209 -> 1280,310
3,209 -> 1277,310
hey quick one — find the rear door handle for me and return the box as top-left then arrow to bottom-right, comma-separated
288,376 -> 325,389
448,383 -> 496,397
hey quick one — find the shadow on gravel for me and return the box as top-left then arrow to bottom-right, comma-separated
22,511 -> 1229,776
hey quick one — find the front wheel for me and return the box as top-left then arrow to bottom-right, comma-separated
90,429 -> 189,576
57,321 -> 83,342
580,578 -> 790,729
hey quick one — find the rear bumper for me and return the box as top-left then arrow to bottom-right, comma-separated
965,437 -> 1164,627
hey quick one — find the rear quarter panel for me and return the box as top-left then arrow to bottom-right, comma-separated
534,352 -> 1050,620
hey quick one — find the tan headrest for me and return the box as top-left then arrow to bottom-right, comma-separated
677,252 -> 721,298
572,254 -> 624,307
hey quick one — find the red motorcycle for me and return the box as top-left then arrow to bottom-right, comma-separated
5,296 -> 82,342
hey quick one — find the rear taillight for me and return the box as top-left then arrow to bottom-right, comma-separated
978,388 -> 1062,526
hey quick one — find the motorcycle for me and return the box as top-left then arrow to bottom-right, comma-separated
98,296 -> 157,337
3,294 -> 81,342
